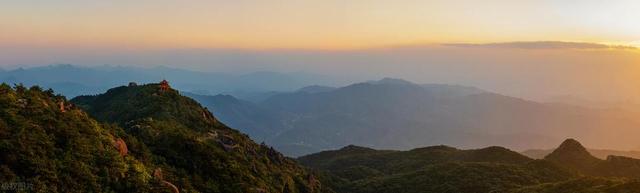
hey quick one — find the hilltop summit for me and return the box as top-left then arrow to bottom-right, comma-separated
70,82 -> 327,193
546,139 -> 597,160
545,138 -> 601,172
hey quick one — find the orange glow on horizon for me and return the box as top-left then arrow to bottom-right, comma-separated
1,1 -> 639,50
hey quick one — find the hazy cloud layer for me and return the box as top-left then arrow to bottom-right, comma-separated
443,41 -> 637,50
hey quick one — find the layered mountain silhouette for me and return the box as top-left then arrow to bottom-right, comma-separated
299,139 -> 640,193
0,82 -> 328,192
0,64 -> 340,98
191,78 -> 640,156
8,65 -> 640,157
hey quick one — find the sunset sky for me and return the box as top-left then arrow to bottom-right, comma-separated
2,0 -> 639,49
3,1 -> 640,103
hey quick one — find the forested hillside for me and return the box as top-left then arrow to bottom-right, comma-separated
0,82 -> 328,193
0,84 -> 152,192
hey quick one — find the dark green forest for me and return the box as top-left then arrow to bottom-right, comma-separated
298,140 -> 640,193
0,83 -> 326,193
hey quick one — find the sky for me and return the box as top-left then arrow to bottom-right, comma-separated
2,1 -> 640,102
1,0 -> 640,49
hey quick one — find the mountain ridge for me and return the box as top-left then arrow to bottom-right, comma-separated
190,78 -> 640,156
300,139 -> 640,193
298,141 -> 573,193
70,82 -> 330,192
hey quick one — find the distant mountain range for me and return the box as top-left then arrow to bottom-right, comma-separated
0,64 -> 343,98
6,65 -> 640,158
298,139 -> 640,193
190,78 -> 640,157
